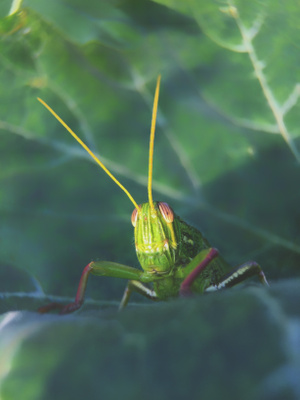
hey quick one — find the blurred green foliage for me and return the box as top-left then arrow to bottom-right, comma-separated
0,0 -> 300,399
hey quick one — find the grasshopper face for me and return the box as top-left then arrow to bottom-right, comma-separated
131,201 -> 178,274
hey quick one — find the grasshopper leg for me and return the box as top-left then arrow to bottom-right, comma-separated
38,262 -> 92,314
119,280 -> 158,311
179,249 -> 269,297
38,261 -> 147,314
179,248 -> 219,297
38,302 -> 65,313
205,260 -> 269,292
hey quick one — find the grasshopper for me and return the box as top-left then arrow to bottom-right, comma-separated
38,75 -> 268,314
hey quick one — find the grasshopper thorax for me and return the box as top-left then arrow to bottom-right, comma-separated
131,201 -> 178,274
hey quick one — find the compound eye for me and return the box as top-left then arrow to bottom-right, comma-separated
131,207 -> 138,227
158,202 -> 174,223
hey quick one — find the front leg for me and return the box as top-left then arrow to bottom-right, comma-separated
38,261 -> 147,314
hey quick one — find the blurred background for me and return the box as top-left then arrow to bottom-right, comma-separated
0,0 -> 299,301
0,1 -> 300,399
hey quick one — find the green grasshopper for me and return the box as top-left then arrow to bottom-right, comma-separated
38,75 -> 268,314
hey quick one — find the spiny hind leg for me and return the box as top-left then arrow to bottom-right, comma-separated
119,280 -> 158,311
205,260 -> 269,293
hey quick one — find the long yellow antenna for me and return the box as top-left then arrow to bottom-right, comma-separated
148,75 -> 161,210
37,97 -> 140,212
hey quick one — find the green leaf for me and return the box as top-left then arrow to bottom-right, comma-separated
1,284 -> 300,399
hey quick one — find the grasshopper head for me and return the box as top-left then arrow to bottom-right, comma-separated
131,201 -> 178,274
